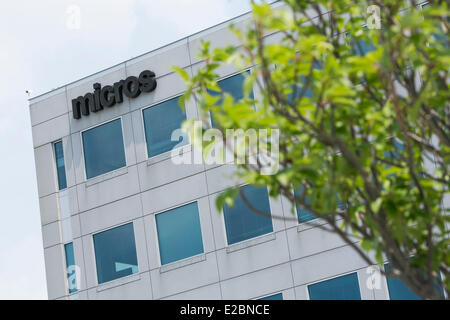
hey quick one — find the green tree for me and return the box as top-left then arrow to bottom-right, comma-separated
174,0 -> 449,299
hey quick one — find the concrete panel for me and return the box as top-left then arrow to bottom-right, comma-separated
137,152 -> 205,192
32,113 -> 70,148
79,194 -> 142,235
39,193 -> 59,226
140,172 -> 208,215
44,244 -> 67,300
58,186 -> 80,218
88,272 -> 152,300
122,113 -> 137,167
72,237 -> 87,292
205,164 -> 242,195
30,90 -> 68,127
163,283 -> 222,300
61,214 -> 81,243
285,225 -> 349,261
42,221 -> 62,249
130,109 -> 147,164
150,252 -> 219,299
76,164 -> 141,213
34,143 -> 57,198
290,245 -> 370,287
61,135 -> 76,188
216,231 -> 290,280
133,218 -> 150,274
221,263 -> 294,300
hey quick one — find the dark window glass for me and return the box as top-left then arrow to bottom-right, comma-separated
82,118 -> 126,179
421,3 -> 449,47
294,186 -> 317,223
223,185 -> 273,245
64,242 -> 77,294
308,273 -> 362,300
54,141 -> 67,190
209,72 -> 253,128
156,202 -> 204,265
385,264 -> 420,300
287,61 -> 321,102
259,293 -> 283,300
348,26 -> 377,56
143,97 -> 187,158
93,223 -> 138,284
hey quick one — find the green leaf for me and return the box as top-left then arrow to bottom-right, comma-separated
171,66 -> 190,82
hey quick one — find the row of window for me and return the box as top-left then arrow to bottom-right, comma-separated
53,72 -> 248,189
50,27 -> 386,189
62,184 -> 422,300
52,2 -> 441,190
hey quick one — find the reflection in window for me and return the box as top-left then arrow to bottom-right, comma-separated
93,223 -> 138,284
385,264 -> 420,300
308,273 -> 361,300
82,118 -> 126,179
64,242 -> 77,294
287,61 -> 321,102
156,202 -> 204,265
143,97 -> 187,158
209,72 -> 253,128
54,141 -> 67,190
223,185 -> 273,245
347,26 -> 377,56
421,3 -> 449,47
294,186 -> 316,223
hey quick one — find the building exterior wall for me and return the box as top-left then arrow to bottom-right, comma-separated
29,6 -> 398,301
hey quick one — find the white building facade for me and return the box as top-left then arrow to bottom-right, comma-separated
29,6 -> 424,301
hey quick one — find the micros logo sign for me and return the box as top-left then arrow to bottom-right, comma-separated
71,70 -> 157,119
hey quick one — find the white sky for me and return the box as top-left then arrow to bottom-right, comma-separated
0,0 -> 253,300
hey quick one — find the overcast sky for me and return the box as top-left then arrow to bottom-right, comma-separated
0,0 -> 253,300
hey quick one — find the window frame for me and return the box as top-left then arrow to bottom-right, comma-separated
91,221 -> 139,285
140,93 -> 191,161
256,292 -> 284,300
221,184 -> 274,247
52,139 -> 67,191
80,116 -> 127,181
153,200 -> 205,267
292,187 -> 319,227
63,241 -> 78,295
306,271 -> 362,300
208,68 -> 254,128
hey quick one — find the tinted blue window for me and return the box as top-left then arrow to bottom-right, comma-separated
348,26 -> 376,56
259,293 -> 283,300
209,72 -> 253,128
421,3 -> 449,47
354,38 -> 376,56
294,186 -> 316,223
223,185 -> 273,245
287,62 -> 321,102
93,223 -> 138,284
385,264 -> 420,300
308,273 -> 361,300
64,242 -> 77,294
289,76 -> 313,100
54,141 -> 67,190
82,118 -> 126,179
156,202 -> 204,265
143,97 -> 187,158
